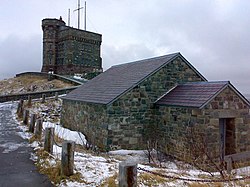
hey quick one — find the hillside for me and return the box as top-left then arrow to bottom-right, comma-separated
0,75 -> 74,96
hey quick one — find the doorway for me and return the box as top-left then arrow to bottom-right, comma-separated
219,118 -> 236,159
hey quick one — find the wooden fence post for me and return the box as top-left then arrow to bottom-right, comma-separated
35,118 -> 43,139
226,157 -> 233,174
61,141 -> 75,176
48,73 -> 53,81
55,92 -> 58,101
27,95 -> 32,107
44,127 -> 54,154
119,161 -> 137,187
29,114 -> 36,133
17,99 -> 24,118
41,94 -> 46,103
23,109 -> 29,125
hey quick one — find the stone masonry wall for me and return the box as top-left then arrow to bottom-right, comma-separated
203,87 -> 250,153
157,87 -> 250,170
56,28 -> 102,75
61,99 -> 109,150
106,57 -> 204,150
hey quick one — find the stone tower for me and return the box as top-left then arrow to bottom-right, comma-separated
41,17 -> 102,77
42,17 -> 66,73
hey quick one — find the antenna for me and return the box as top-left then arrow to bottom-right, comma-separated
84,1 -> 86,30
68,9 -> 71,26
74,0 -> 84,29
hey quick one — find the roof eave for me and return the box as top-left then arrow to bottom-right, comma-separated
155,103 -> 200,108
62,96 -> 108,105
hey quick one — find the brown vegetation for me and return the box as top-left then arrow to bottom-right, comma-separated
0,75 -> 73,96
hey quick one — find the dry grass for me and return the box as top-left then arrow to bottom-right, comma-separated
35,148 -> 87,185
29,135 -> 38,144
100,173 -> 118,187
35,149 -> 62,184
187,183 -> 224,187
54,134 -> 63,145
0,75 -> 74,96
138,172 -> 168,186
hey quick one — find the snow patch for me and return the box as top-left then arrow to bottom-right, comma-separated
17,125 -> 33,140
43,122 -> 87,145
0,142 -> 28,153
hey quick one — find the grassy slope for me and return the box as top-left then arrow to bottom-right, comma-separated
0,75 -> 74,96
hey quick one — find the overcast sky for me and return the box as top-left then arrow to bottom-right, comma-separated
0,0 -> 249,93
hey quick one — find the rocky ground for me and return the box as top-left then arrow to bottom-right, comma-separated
0,75 -> 74,96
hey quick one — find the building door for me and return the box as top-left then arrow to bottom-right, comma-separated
219,118 -> 236,160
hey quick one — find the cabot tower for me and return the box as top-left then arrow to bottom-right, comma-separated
41,17 -> 102,76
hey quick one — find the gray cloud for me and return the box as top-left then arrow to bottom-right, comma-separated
0,35 -> 41,79
102,43 -> 155,70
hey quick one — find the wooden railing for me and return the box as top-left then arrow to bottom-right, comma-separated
224,151 -> 250,173
0,86 -> 79,103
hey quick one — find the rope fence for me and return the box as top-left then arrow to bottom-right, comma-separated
138,167 -> 250,183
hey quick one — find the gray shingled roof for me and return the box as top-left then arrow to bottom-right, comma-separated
155,81 -> 250,108
63,52 -> 206,104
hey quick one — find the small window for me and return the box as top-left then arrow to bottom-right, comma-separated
173,116 -> 177,121
48,53 -> 52,65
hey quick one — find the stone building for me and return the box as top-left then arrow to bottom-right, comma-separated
61,52 -> 250,169
41,17 -> 102,77
155,81 -> 250,168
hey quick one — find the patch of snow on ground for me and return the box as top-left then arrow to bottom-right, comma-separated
109,149 -> 147,163
73,152 -> 117,186
30,141 -> 40,148
17,125 -> 33,140
43,122 -> 87,145
109,149 -> 145,155
0,142 -> 28,153
73,75 -> 84,80
0,101 -> 17,111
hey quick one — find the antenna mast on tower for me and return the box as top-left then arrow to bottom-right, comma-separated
84,1 -> 87,30
68,9 -> 71,26
73,0 -> 87,30
74,0 -> 84,29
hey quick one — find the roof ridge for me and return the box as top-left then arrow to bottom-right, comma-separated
182,81 -> 229,85
111,52 -> 180,68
